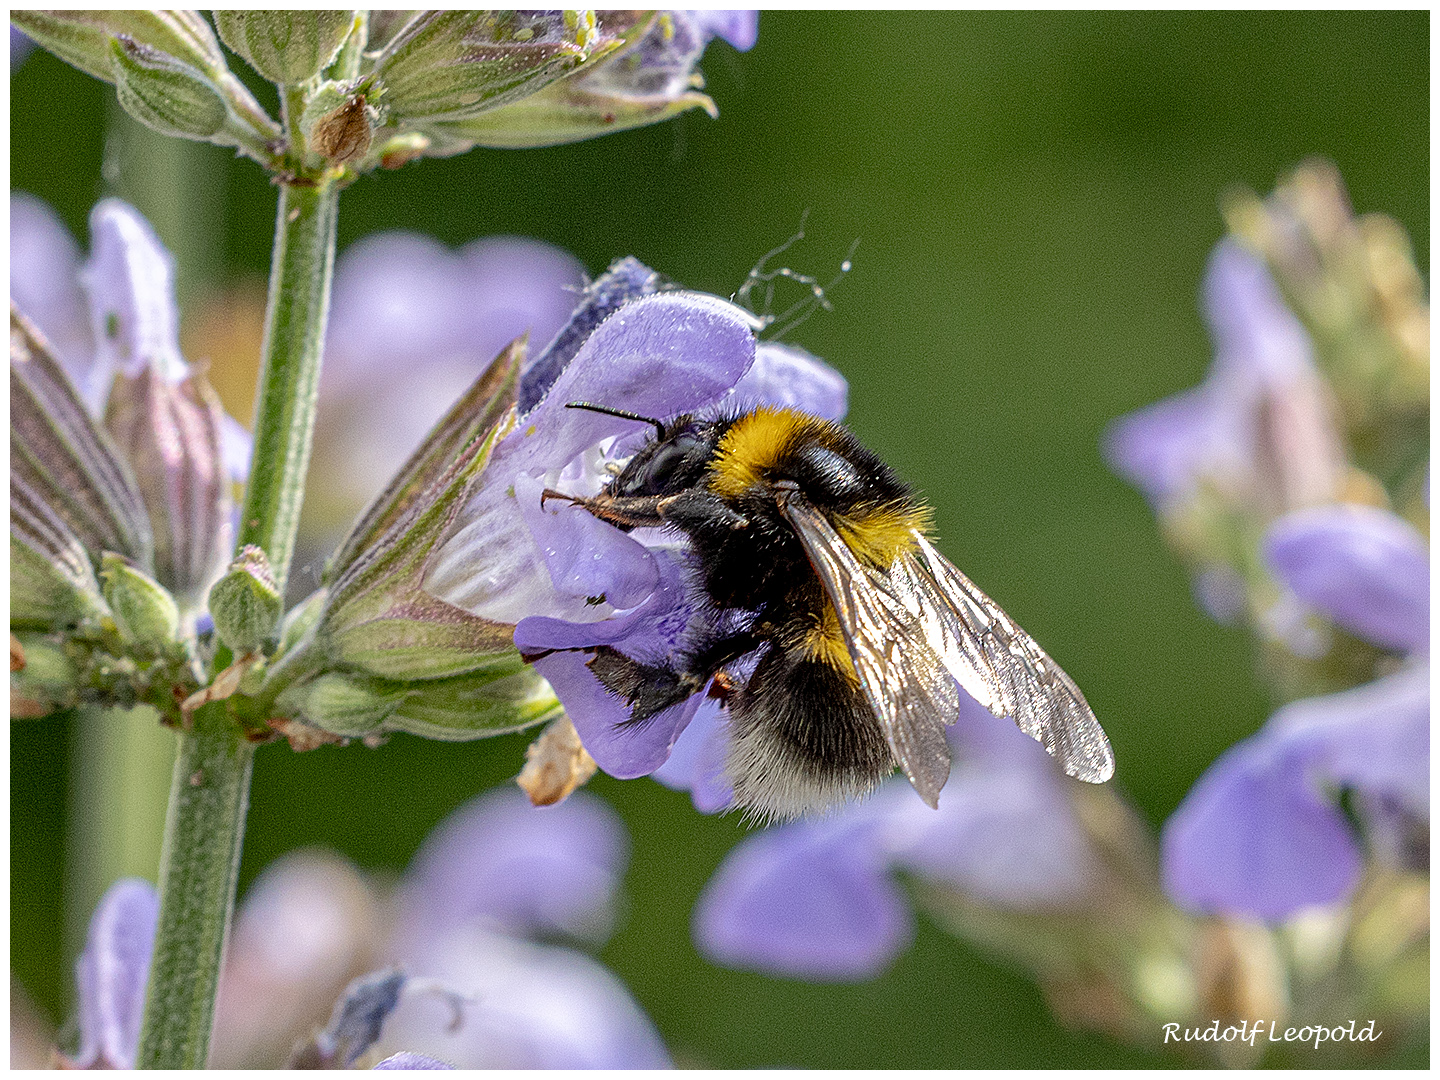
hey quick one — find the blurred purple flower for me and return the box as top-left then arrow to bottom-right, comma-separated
11,25 -> 34,68
9,192 -> 252,476
70,878 -> 158,1070
692,696 -> 1097,980
1103,239 -> 1342,516
410,258 -> 846,782
308,231 -> 585,534
1162,504 -> 1429,920
688,10 -> 760,53
212,787 -> 669,1069
1264,504 -> 1429,653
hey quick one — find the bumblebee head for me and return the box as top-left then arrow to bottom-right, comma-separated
612,419 -> 724,497
564,402 -> 725,498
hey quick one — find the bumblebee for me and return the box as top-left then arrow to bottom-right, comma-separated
551,404 -> 1114,820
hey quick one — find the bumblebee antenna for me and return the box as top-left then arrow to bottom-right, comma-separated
565,401 -> 667,439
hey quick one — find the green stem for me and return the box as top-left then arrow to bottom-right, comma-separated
135,704 -> 253,1069
237,178 -> 341,597
137,176 -> 341,1067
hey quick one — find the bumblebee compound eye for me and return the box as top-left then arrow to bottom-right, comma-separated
618,437 -> 700,496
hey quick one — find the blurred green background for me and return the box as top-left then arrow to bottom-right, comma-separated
11,10 -> 1427,1068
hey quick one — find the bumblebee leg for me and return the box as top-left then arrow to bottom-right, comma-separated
543,490 -> 670,529
587,629 -> 762,723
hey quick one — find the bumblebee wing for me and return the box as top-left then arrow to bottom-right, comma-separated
906,532 -> 1115,783
779,491 -> 957,807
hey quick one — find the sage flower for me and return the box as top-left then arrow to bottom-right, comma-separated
64,878 -> 158,1070
307,229 -> 584,539
419,10 -> 761,151
1103,238 -> 1343,517
1162,504 -> 1429,919
209,788 -> 668,1069
692,695 -> 1098,979
450,265 -> 844,778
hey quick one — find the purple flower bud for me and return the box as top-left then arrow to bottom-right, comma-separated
1264,504 -> 1429,653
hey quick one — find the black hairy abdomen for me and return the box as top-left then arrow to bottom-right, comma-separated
729,646 -> 891,792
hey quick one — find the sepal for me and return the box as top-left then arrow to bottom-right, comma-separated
9,523 -> 107,633
104,363 -> 230,601
213,10 -> 357,85
369,11 -> 611,125
317,393 -> 517,678
272,661 -> 562,741
328,334 -> 523,579
10,9 -> 226,84
110,35 -> 229,140
10,308 -> 153,569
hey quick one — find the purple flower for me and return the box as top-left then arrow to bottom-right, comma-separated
211,787 -> 669,1069
691,695 -> 1097,980
70,878 -> 159,1070
1264,504 -> 1428,654
687,10 -> 761,53
9,194 -> 251,544
1103,239 -> 1342,515
11,25 -> 35,68
417,260 -> 847,780
1162,504 -> 1429,920
307,231 -> 585,535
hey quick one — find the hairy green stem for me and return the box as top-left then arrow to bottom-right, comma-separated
137,176 -> 340,1067
236,179 -> 340,596
135,704 -> 253,1069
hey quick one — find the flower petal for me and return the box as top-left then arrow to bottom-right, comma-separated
82,199 -> 187,385
886,698 -> 1095,906
10,193 -> 96,405
687,10 -> 760,52
1101,383 -> 1233,507
1203,239 -> 1314,383
512,472 -> 657,610
527,649 -> 703,779
516,548 -> 708,778
651,695 -> 736,813
425,290 -> 755,623
1161,734 -> 1362,920
1161,665 -> 1429,921
1264,504 -> 1429,653
1274,662 -> 1430,816
692,817 -> 913,981
394,787 -> 628,950
74,878 -> 159,1070
379,929 -> 670,1069
727,341 -> 848,420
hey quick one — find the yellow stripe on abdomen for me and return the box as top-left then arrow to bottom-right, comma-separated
834,503 -> 932,569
